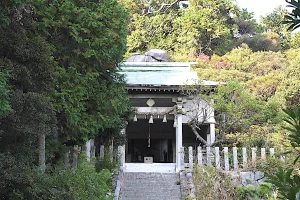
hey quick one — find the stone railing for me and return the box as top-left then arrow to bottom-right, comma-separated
181,146 -> 283,171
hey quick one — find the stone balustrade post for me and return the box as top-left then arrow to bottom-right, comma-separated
261,148 -> 266,159
233,147 -> 238,171
189,146 -> 193,168
224,147 -> 229,171
197,146 -> 202,165
215,147 -> 220,169
100,145 -> 104,159
242,147 -> 247,169
270,148 -> 275,157
252,148 -> 257,163
206,147 -> 211,166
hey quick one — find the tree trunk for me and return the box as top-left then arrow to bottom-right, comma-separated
64,149 -> 70,168
72,145 -> 78,168
38,132 -> 46,172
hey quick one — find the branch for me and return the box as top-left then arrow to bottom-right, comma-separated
144,0 -> 180,15
191,125 -> 208,145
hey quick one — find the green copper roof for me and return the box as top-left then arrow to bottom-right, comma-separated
119,62 -> 218,86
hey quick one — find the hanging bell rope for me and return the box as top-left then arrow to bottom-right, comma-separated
148,123 -> 151,147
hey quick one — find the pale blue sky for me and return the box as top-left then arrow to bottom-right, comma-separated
236,0 -> 288,21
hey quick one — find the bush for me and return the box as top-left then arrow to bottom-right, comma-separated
236,183 -> 273,200
95,157 -> 117,173
193,165 -> 236,200
29,156 -> 114,200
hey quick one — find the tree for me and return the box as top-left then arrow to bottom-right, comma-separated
289,32 -> 300,48
0,72 -> 10,116
182,82 -> 267,147
124,0 -> 236,59
278,51 -> 300,110
29,0 -> 131,147
261,6 -> 289,34
284,0 -> 300,30
233,8 -> 259,35
260,6 -> 291,49
266,106 -> 300,200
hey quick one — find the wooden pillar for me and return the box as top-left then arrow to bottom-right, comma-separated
176,114 -> 183,172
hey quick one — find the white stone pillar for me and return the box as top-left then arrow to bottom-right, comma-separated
210,123 -> 215,144
215,147 -> 220,169
120,128 -> 126,167
197,146 -> 203,165
224,147 -> 229,171
176,114 -> 183,172
100,145 -> 104,159
252,148 -> 257,163
233,147 -> 238,171
206,146 -> 212,166
270,148 -> 275,157
280,148 -> 285,162
86,140 -> 91,162
242,147 -> 247,169
206,133 -> 211,145
261,148 -> 266,159
188,146 -> 193,168
109,144 -> 113,163
118,146 -> 122,165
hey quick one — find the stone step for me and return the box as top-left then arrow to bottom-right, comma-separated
120,172 -> 181,200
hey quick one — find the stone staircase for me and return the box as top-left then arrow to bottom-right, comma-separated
120,172 -> 181,200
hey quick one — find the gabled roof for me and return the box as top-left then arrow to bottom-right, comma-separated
119,62 -> 218,87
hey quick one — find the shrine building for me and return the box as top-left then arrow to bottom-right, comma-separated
119,62 -> 218,172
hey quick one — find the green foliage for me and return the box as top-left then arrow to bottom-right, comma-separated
247,73 -> 283,101
278,53 -> 300,110
0,1 -> 129,199
0,72 -> 10,116
267,168 -> 300,200
233,8 -> 258,35
193,165 -> 236,199
125,0 -> 236,58
30,157 -> 114,200
283,0 -> 300,31
236,32 -> 282,52
95,156 -> 117,173
236,183 -> 273,200
0,3 -> 57,169
260,6 -> 289,34
290,33 -> 300,49
266,106 -> 300,199
283,106 -> 300,162
0,153 -> 114,199
28,0 -> 131,145
212,82 -> 265,133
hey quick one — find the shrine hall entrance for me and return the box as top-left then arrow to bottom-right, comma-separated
125,119 -> 209,163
